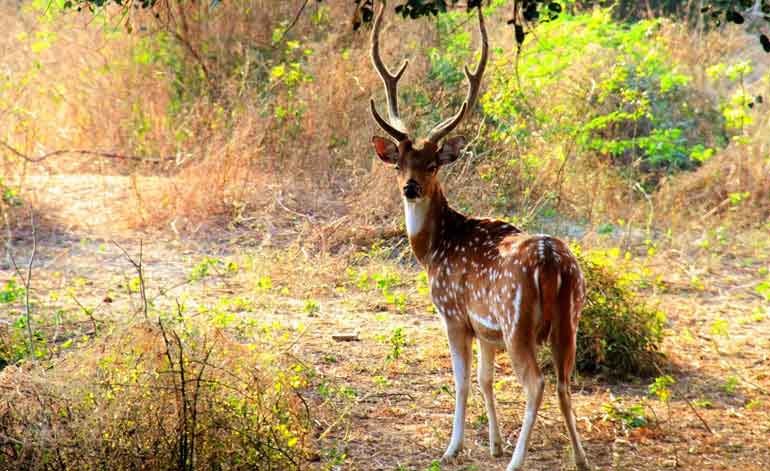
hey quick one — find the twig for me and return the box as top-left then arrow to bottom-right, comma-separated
23,210 -> 36,352
112,240 -> 149,320
8,208 -> 37,353
331,333 -> 360,342
654,364 -> 713,434
700,197 -> 730,222
318,393 -> 366,441
275,193 -> 315,223
360,391 -> 415,401
683,395 -> 713,434
171,329 -> 190,471
709,338 -> 770,397
68,293 -> 100,334
2,201 -> 13,268
190,337 -> 215,471
318,389 -> 419,440
273,0 -> 311,46
447,121 -> 487,185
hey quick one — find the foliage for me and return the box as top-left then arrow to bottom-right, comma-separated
601,397 -> 648,429
61,0 -> 770,53
575,247 -> 666,377
347,267 -> 408,312
0,179 -> 22,208
483,8 -> 720,181
700,0 -> 770,52
0,280 -> 30,366
385,326 -> 407,361
648,374 -> 676,403
706,60 -> 756,133
0,319 -> 316,470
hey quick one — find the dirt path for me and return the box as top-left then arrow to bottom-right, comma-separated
1,174 -> 229,333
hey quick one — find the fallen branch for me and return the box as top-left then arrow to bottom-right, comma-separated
1,139 -> 174,165
331,333 -> 360,342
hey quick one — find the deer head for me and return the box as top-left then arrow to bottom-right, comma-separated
369,0 -> 488,204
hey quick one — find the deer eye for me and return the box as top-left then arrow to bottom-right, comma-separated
394,164 -> 401,171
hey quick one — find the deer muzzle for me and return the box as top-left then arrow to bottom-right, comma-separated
403,179 -> 421,200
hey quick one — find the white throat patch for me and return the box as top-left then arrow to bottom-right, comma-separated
404,198 -> 430,237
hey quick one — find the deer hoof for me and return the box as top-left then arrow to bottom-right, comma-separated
490,441 -> 503,457
575,460 -> 591,471
440,446 -> 462,464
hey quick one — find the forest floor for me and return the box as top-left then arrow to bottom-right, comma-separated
2,173 -> 769,471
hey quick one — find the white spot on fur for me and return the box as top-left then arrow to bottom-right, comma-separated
513,284 -> 523,326
470,311 -> 501,331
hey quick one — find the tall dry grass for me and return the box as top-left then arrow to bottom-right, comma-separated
2,1 -> 767,242
657,117 -> 770,229
655,23 -> 770,229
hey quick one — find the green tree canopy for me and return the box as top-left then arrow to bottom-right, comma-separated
63,0 -> 770,52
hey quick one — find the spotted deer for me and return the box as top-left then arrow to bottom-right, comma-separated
368,2 -> 589,470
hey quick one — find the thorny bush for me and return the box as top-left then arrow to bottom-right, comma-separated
0,320 -> 316,470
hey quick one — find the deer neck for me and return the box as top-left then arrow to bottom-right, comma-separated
404,187 -> 458,267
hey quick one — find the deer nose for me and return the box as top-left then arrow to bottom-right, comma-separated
403,180 -> 421,200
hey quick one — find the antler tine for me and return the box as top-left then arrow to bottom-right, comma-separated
370,99 -> 408,142
370,0 -> 409,142
427,6 -> 488,145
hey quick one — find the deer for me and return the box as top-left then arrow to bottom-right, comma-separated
367,2 -> 590,470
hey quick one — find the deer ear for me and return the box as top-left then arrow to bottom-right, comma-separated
437,136 -> 467,165
372,136 -> 399,165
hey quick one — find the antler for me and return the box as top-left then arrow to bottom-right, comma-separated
426,6 -> 488,145
370,0 -> 409,142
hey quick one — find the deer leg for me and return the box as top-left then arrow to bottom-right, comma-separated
552,331 -> 589,470
440,325 -> 473,463
507,344 -> 544,471
477,339 -> 503,457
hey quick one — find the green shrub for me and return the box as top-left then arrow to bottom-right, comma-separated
482,8 -> 721,179
575,247 -> 666,377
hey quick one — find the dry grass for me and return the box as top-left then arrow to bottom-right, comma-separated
656,119 -> 770,230
0,321 -> 317,470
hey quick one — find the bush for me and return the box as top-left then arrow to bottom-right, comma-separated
575,247 -> 666,377
458,7 -> 727,223
0,320 -> 316,470
484,8 -> 720,174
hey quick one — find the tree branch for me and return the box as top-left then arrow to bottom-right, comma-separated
273,0 -> 311,45
0,139 -> 174,165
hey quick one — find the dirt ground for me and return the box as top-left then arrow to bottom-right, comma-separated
2,174 -> 769,470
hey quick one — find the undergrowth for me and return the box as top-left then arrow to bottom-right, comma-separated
0,318 -> 316,470
575,246 -> 666,377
